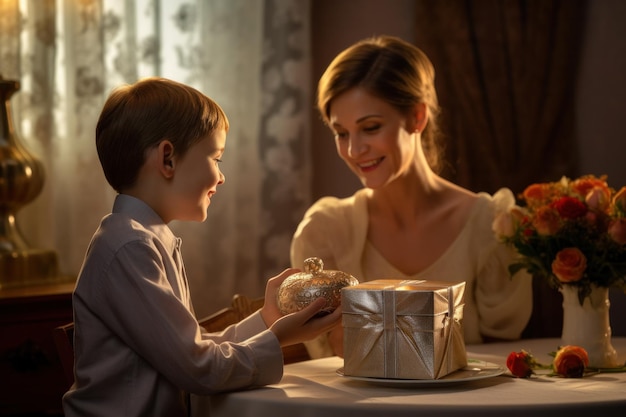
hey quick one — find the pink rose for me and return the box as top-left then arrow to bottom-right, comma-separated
553,345 -> 589,378
585,186 -> 611,211
585,211 -> 598,226
608,218 -> 626,245
551,248 -> 587,283
532,206 -> 561,236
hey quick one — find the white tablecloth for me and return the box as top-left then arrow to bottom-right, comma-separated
193,338 -> 626,417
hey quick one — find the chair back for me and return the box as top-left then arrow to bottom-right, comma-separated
198,294 -> 310,364
199,294 -> 264,332
53,322 -> 75,387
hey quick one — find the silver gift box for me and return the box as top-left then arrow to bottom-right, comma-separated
342,279 -> 467,379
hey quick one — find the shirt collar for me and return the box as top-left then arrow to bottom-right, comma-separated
112,194 -> 179,253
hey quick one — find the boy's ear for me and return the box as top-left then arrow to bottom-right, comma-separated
158,140 -> 176,178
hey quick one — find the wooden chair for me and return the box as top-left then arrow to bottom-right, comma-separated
199,294 -> 265,333
53,322 -> 75,387
198,294 -> 311,364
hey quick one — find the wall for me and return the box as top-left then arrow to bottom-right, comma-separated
311,0 -> 417,200
576,0 -> 626,187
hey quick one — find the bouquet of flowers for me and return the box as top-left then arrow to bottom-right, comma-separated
493,175 -> 626,303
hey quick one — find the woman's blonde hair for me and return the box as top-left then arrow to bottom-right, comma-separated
318,35 -> 443,172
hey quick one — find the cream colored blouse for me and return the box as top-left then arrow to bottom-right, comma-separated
290,188 -> 532,358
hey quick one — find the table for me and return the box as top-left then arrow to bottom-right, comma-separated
193,337 -> 626,417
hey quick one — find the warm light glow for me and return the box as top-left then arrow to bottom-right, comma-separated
0,0 -> 19,40
0,0 -> 17,11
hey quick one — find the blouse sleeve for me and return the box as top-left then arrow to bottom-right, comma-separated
290,196 -> 345,271
476,243 -> 533,340
475,189 -> 533,340
290,197 -> 350,358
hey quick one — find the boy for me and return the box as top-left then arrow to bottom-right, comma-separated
62,77 -> 341,417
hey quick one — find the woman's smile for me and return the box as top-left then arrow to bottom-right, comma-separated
357,157 -> 385,172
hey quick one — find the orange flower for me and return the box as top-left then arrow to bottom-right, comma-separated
553,345 -> 589,378
522,183 -> 554,208
571,175 -> 610,199
498,175 -> 626,298
532,206 -> 561,236
551,248 -> 587,283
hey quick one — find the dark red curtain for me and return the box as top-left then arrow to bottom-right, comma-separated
414,0 -> 588,195
413,0 -> 589,338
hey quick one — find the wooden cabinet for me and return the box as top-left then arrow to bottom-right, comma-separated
0,281 -> 74,416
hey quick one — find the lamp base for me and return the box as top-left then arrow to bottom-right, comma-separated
0,249 -> 67,289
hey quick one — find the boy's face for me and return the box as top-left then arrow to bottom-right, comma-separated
170,129 -> 226,222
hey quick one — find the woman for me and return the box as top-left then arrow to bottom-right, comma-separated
290,35 -> 532,358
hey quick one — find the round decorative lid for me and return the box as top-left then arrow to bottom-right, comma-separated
277,257 -> 359,315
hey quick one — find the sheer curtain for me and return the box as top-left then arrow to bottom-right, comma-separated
0,0 -> 312,317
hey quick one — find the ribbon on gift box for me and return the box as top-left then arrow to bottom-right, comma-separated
342,279 -> 466,379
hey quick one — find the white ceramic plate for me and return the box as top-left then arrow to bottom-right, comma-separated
336,359 -> 505,387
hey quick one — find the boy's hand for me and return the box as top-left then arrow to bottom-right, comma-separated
260,268 -> 300,327
269,298 -> 343,348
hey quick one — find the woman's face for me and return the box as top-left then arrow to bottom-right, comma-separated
328,88 -> 418,189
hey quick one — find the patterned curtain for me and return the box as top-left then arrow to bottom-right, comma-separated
0,0 -> 312,317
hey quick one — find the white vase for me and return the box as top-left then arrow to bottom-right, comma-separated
560,284 -> 619,368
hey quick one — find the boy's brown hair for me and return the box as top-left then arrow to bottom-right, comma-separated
96,77 -> 229,193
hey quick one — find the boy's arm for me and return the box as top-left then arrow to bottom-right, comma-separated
88,240 -> 283,394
